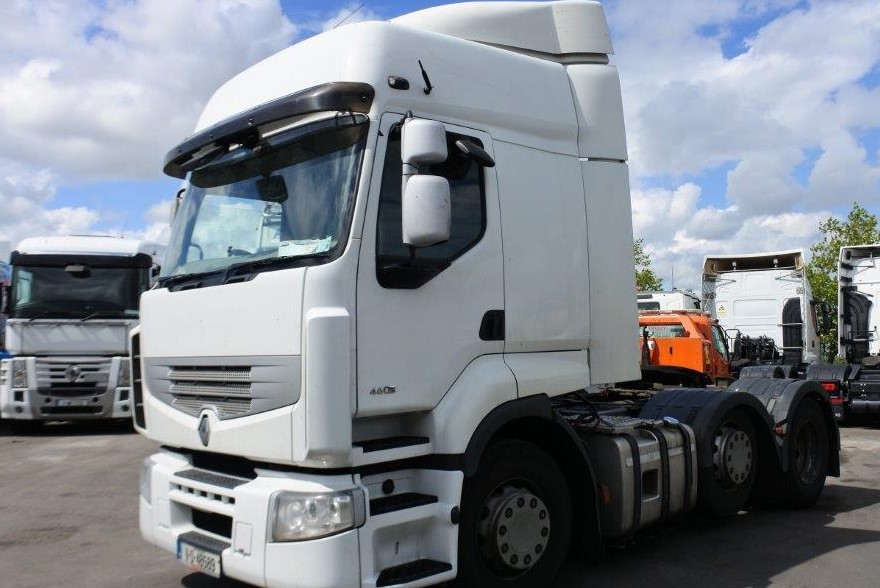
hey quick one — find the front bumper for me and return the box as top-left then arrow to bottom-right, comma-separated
140,450 -> 462,588
0,356 -> 132,421
141,451 -> 361,588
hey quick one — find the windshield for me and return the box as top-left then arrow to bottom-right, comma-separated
10,265 -> 148,319
162,115 -> 368,282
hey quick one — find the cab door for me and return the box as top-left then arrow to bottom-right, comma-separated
355,114 -> 504,416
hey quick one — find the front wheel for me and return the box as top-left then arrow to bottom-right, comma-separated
456,440 -> 572,588
783,400 -> 830,508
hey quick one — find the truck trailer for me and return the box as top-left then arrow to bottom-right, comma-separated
135,3 -> 839,587
0,235 -> 162,431
703,249 -> 822,373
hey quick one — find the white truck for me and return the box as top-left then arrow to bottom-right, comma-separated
0,235 -> 162,432
636,290 -> 701,312
808,244 -> 880,422
135,3 -> 839,587
703,250 -> 822,374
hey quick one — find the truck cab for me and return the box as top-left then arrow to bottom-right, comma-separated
703,250 -> 821,371
0,235 -> 162,428
637,290 -> 701,312
135,3 -> 839,587
639,310 -> 731,386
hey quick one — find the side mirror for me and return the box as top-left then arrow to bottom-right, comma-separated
402,175 -> 451,247
402,119 -> 448,165
1,284 -> 8,315
820,301 -> 833,331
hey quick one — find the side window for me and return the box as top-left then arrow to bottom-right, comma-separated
376,126 -> 486,288
712,325 -> 729,360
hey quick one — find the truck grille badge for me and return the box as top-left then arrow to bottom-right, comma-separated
198,414 -> 211,447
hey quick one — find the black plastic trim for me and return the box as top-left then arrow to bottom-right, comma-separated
370,492 -> 438,516
376,559 -> 451,587
164,82 -> 374,178
353,436 -> 429,453
479,310 -> 505,341
11,252 -> 153,269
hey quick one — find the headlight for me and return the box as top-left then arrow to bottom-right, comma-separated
140,457 -> 155,504
12,359 -> 28,388
271,489 -> 365,542
118,358 -> 131,388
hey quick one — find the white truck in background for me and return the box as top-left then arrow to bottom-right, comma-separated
703,250 -> 823,375
636,290 -> 701,312
808,244 -> 880,422
135,3 -> 839,587
0,235 -> 162,432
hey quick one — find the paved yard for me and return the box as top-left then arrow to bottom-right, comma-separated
1,422 -> 879,587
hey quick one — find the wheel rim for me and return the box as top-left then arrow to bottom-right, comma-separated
713,424 -> 753,487
794,421 -> 818,484
476,483 -> 550,575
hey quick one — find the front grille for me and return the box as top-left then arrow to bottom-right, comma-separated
168,366 -> 253,419
35,358 -> 111,395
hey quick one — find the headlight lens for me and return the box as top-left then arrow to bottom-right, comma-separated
12,359 -> 28,388
118,358 -> 131,388
271,489 -> 365,542
140,457 -> 155,504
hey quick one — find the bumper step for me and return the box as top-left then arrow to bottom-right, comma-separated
370,492 -> 438,516
178,530 -> 230,554
354,436 -> 429,453
376,559 -> 452,587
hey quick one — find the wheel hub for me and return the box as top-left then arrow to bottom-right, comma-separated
714,425 -> 753,486
478,485 -> 550,573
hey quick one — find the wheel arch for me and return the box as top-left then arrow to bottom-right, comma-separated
728,378 -> 840,477
462,394 -> 604,559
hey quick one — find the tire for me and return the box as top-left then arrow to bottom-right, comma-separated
783,400 -> 830,508
697,408 -> 757,518
455,440 -> 572,588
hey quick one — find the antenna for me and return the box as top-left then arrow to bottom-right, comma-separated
331,3 -> 365,29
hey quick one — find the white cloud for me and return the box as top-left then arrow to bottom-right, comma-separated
319,3 -> 381,32
612,0 -> 880,289
0,0 -> 297,180
0,159 -> 99,247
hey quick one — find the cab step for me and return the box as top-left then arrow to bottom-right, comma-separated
370,492 -> 438,516
375,559 -> 453,587
354,436 -> 429,453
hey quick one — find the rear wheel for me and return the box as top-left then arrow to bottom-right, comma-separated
783,400 -> 829,508
456,440 -> 572,588
698,408 -> 757,517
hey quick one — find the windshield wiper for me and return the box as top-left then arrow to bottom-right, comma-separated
158,270 -> 225,289
80,310 -> 128,321
24,310 -> 80,322
223,252 -> 333,281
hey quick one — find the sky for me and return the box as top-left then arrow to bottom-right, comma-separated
0,0 -> 878,290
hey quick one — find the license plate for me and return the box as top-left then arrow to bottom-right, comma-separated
56,398 -> 92,407
177,540 -> 222,578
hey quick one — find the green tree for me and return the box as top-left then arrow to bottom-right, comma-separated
806,203 -> 880,361
634,238 -> 664,291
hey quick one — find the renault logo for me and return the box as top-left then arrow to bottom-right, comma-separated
198,414 -> 211,447
64,365 -> 82,383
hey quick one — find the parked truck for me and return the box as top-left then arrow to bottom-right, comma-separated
638,310 -> 731,387
703,250 -> 822,375
636,290 -> 700,312
807,244 -> 880,422
0,235 -> 162,432
135,3 -> 839,587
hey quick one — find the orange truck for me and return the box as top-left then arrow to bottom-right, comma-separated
639,310 -> 732,386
